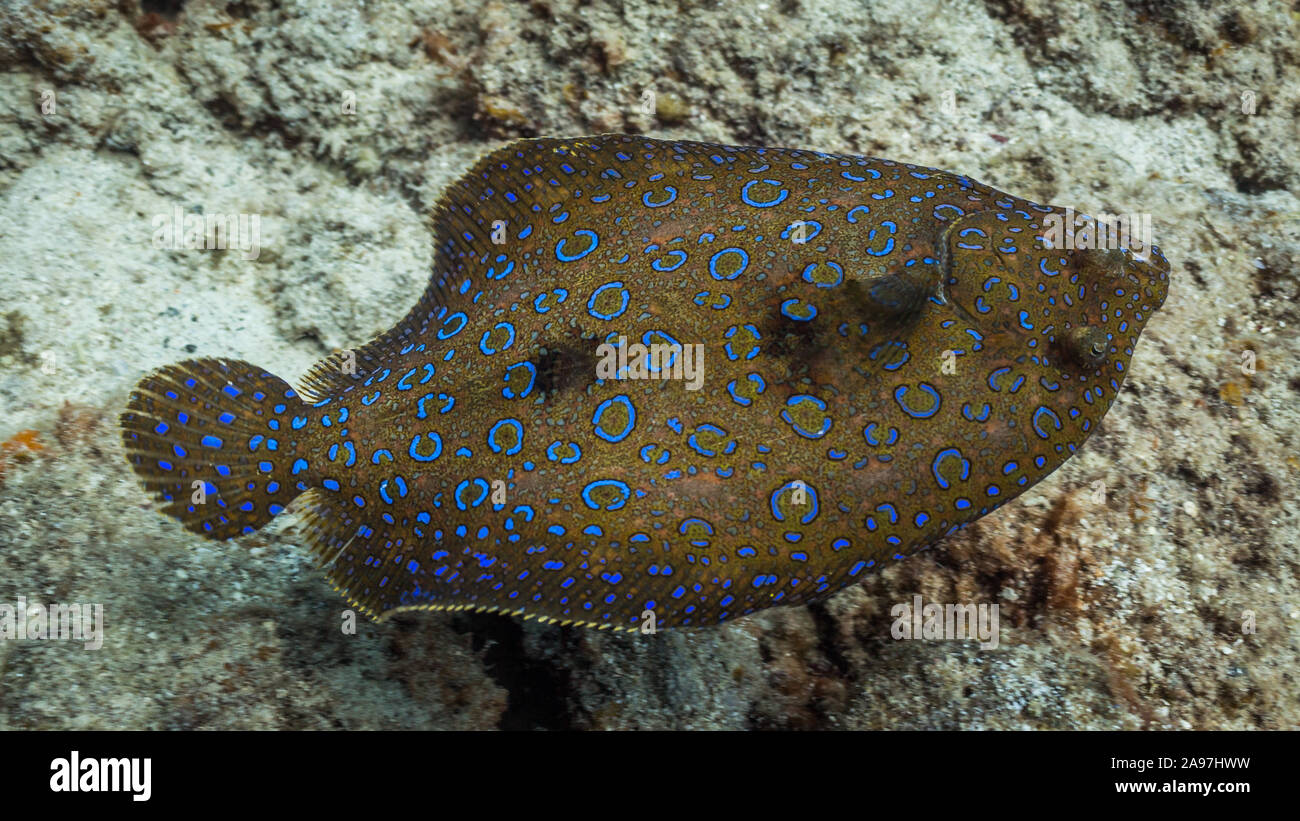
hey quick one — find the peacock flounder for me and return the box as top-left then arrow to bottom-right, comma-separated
120,135 -> 1170,631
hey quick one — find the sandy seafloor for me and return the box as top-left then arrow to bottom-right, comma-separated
0,0 -> 1296,730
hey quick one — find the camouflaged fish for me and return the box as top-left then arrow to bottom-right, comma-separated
120,135 -> 1170,631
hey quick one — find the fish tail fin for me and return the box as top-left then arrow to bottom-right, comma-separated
119,357 -> 315,540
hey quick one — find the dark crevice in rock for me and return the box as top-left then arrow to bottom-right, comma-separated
806,602 -> 852,679
450,612 -> 574,730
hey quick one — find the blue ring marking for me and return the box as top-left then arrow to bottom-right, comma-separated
780,298 -> 817,321
581,479 -> 631,511
409,432 -> 443,462
769,481 -> 819,525
741,179 -> 789,207
479,321 -> 516,355
643,186 -> 677,207
708,248 -> 748,281
693,290 -> 732,310
1032,406 -> 1062,440
846,205 -> 871,223
876,503 -> 898,524
487,418 -> 524,455
725,379 -> 752,406
546,440 -> 582,464
587,281 -> 630,320
866,221 -> 897,256
678,517 -> 715,546
556,229 -> 598,261
687,423 -> 730,457
638,444 -> 668,465
640,329 -> 682,373
650,249 -> 687,272
781,395 -> 831,439
931,447 -> 971,490
863,422 -> 899,446
454,478 -> 490,510
437,311 -> 467,340
782,220 -> 823,242
592,395 -> 636,443
533,288 -> 569,314
801,261 -> 844,288
987,367 -> 1012,391
894,382 -> 942,418
961,402 -> 992,422
503,361 -> 537,399
415,392 -> 448,419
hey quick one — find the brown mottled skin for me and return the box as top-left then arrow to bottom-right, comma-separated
121,136 -> 1170,631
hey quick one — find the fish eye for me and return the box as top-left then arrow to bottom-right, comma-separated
1065,325 -> 1109,368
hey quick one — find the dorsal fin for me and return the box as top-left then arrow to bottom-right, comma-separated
291,136 -> 619,403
